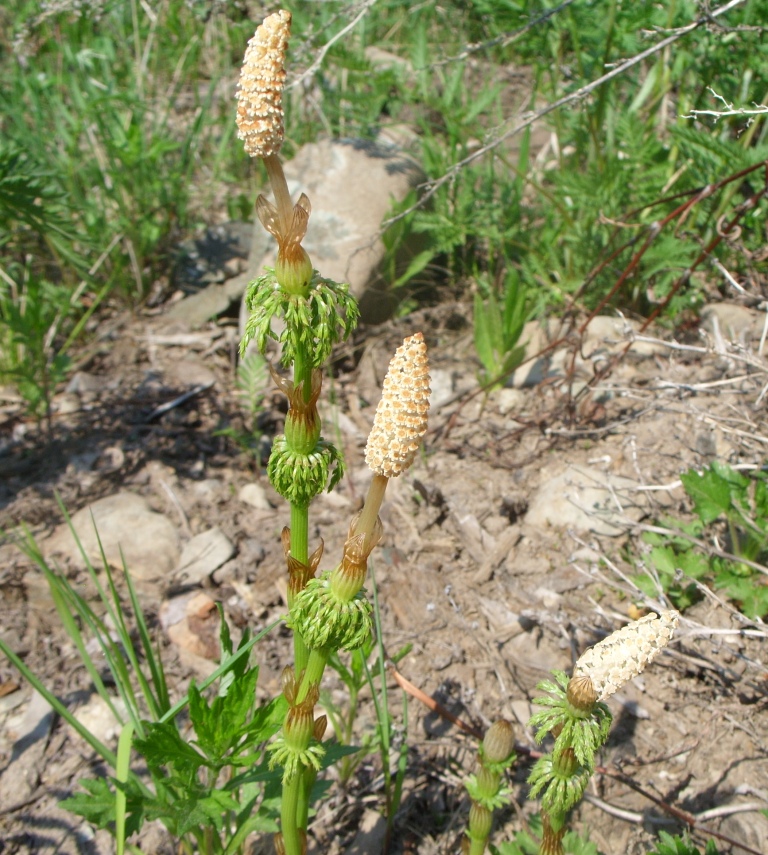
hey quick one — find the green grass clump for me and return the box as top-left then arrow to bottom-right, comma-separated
1,0 -> 258,421
3,0 -> 768,415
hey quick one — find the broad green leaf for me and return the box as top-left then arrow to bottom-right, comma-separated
649,545 -> 677,577
474,292 -> 496,375
61,777 -> 145,838
680,466 -> 733,524
133,720 -> 208,779
676,550 -> 709,580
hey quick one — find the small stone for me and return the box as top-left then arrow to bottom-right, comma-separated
532,587 -> 562,610
66,371 -> 110,395
477,595 -> 525,641
238,483 -> 272,509
503,629 -> 563,674
161,591 -> 220,661
13,689 -> 55,746
54,392 -> 81,415
495,388 -> 526,415
163,358 -> 216,389
175,527 -> 235,586
74,694 -> 128,745
526,464 -> 648,535
428,368 -> 455,410
346,808 -> 387,855
212,559 -> 239,585
0,690 -> 55,810
719,801 -> 768,854
701,302 -> 762,343
43,492 -> 179,584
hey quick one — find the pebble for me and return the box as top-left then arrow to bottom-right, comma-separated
73,694 -> 128,745
238,482 -> 271,509
43,492 -> 179,583
526,463 -> 648,535
175,527 -> 235,586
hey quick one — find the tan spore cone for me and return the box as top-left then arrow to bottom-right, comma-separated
236,10 -> 291,159
365,332 -> 431,478
571,610 -> 679,703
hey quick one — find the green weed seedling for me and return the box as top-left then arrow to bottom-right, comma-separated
493,812 -> 600,855
473,268 -> 529,390
648,831 -> 721,855
635,461 -> 768,619
214,351 -> 271,460
0,273 -> 72,428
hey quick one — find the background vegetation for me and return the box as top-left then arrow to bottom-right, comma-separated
2,0 -> 767,420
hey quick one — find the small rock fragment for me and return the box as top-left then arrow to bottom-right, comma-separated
175,527 -> 236,585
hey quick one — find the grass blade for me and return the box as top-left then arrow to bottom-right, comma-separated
115,720 -> 134,855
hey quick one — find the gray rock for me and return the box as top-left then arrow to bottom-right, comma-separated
428,368 -> 456,410
43,492 -> 179,583
718,800 -> 768,854
238,482 -> 272,509
53,392 -> 82,415
511,315 -> 666,388
494,387 -> 526,415
163,358 -> 217,389
0,690 -> 55,811
73,694 -> 128,745
503,626 -> 564,674
160,590 -> 220,666
12,689 -> 55,755
167,270 -> 254,327
701,301 -> 764,344
477,595 -> 526,641
526,464 -> 647,535
175,527 -> 236,585
581,314 -> 666,357
346,808 -> 388,855
66,371 -> 112,395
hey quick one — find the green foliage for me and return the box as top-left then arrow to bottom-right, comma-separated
2,1 -> 254,300
4,4 -> 767,852
529,672 -> 612,769
494,813 -> 602,855
648,831 -> 721,855
61,776 -> 148,840
635,462 -> 768,618
4,0 -> 768,411
0,1 -> 256,414
235,352 -> 270,423
323,637 -> 377,784
0,274 -> 73,424
0,515 -> 287,851
215,352 -> 270,458
0,141 -> 92,423
474,269 -> 529,388
64,615 -> 285,848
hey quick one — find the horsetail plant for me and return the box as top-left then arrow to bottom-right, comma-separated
463,719 -> 517,855
527,611 -> 679,855
237,13 -> 430,854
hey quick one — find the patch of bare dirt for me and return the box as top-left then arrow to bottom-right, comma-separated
1,300 -> 768,854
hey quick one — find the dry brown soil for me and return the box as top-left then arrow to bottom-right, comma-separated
1,301 -> 768,855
